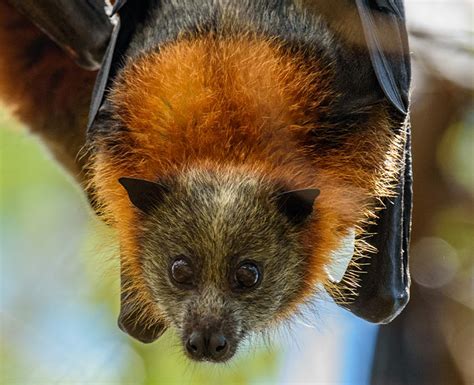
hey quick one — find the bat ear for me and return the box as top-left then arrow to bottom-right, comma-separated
118,272 -> 168,343
119,177 -> 170,213
118,300 -> 167,344
275,188 -> 320,224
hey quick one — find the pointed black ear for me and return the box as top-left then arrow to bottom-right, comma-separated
119,177 -> 169,213
276,188 -> 320,224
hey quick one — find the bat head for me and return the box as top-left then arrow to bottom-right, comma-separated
117,168 -> 319,362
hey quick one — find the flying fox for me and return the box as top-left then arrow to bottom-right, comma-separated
0,0 -> 411,362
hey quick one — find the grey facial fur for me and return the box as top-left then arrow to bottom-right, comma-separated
133,167 -> 315,361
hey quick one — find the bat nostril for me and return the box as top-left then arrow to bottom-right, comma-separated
209,332 -> 228,357
186,331 -> 204,358
214,336 -> 227,352
216,341 -> 226,352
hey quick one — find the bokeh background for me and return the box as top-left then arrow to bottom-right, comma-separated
1,1 -> 472,384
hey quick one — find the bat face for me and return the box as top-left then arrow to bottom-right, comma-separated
119,169 -> 319,362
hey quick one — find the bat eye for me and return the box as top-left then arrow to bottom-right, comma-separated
170,256 -> 195,288
233,261 -> 262,291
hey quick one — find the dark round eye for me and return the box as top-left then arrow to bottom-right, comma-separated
233,261 -> 262,290
170,256 -> 194,288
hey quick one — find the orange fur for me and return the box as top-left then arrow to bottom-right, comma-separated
89,35 -> 404,318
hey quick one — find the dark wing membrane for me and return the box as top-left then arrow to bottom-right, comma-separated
355,0 -> 411,113
88,0 -> 154,132
338,0 -> 412,323
87,0 -> 127,129
88,18 -> 121,129
111,0 -> 128,16
8,0 -> 112,70
342,130 -> 412,324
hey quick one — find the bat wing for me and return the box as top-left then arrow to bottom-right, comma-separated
87,0 -> 153,131
355,0 -> 411,114
341,130 -> 412,324
8,0 -> 112,70
336,0 -> 412,323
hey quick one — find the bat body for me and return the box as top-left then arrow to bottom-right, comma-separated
0,0 -> 411,362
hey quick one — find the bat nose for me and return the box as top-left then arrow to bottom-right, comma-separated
186,331 -> 204,358
185,330 -> 229,361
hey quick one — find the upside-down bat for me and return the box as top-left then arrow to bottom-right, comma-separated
0,0 -> 412,362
